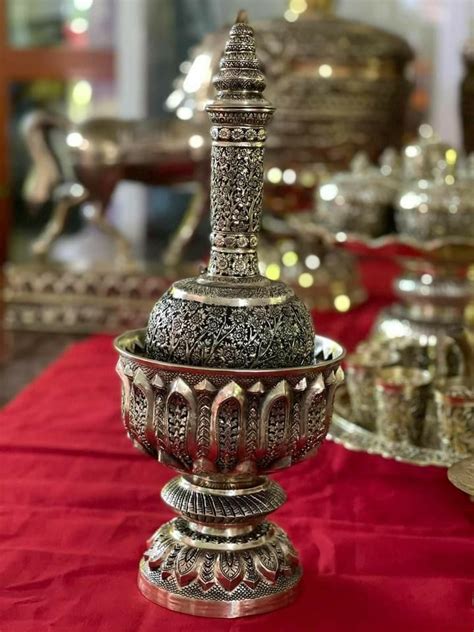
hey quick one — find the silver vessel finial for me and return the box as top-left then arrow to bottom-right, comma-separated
205,14 -> 274,279
145,15 -> 314,369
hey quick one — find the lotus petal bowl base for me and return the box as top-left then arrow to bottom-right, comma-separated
136,476 -> 301,618
115,329 -> 345,617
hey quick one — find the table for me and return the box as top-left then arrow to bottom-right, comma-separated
0,329 -> 81,407
1,292 -> 473,632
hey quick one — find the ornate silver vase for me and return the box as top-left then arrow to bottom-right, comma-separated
115,14 -> 344,618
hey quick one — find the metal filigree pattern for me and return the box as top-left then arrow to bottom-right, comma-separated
167,10 -> 413,167
161,477 -> 286,524
140,518 -> 300,606
144,16 -> 316,370
201,20 -> 271,281
436,379 -> 474,456
330,384 -> 471,467
374,367 -> 431,445
329,408 -> 463,467
316,152 -> 399,238
395,176 -> 474,241
211,126 -> 266,142
115,15 -> 346,618
166,391 -> 192,468
215,391 -> 242,472
332,323 -> 474,464
208,145 -> 264,277
146,291 -> 314,370
4,264 -> 167,334
117,330 -> 345,474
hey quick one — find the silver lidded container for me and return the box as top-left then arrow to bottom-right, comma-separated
145,16 -> 314,369
317,150 -> 400,237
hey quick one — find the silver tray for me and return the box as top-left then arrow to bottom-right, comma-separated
329,390 -> 464,467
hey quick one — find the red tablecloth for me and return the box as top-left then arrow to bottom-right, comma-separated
1,298 -> 473,632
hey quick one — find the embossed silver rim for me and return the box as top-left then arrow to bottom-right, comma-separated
114,328 -> 345,377
318,225 -> 474,264
170,284 -> 293,307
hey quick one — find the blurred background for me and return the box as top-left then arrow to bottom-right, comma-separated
2,0 -> 473,267
1,1 -> 474,461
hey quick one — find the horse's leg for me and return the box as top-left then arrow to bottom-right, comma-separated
21,110 -> 70,208
31,187 -> 87,259
162,183 -> 208,268
87,201 -> 136,268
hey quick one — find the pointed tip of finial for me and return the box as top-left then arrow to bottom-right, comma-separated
236,9 -> 248,24
207,9 -> 274,108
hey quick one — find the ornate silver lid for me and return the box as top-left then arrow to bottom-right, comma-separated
316,151 -> 400,237
145,14 -> 314,369
396,131 -> 474,241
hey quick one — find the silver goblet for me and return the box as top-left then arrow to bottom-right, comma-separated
116,330 -> 344,617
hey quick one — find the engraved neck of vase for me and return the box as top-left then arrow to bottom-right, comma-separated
205,19 -> 274,281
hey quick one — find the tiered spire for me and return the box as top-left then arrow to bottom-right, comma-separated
205,13 -> 274,280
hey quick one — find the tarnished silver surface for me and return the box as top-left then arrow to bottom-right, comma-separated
346,344 -> 400,431
161,4 -> 412,309
21,112 -> 195,265
116,329 -> 344,475
145,18 -> 314,369
330,324 -> 473,466
8,110 -> 200,333
330,406 -> 462,468
374,366 -> 432,444
304,125 -> 474,338
395,173 -> 474,242
115,15 -> 345,618
146,287 -> 313,369
21,5 -> 412,317
140,519 -> 300,613
435,377 -> 474,456
3,262 -> 171,334
115,327 -> 345,616
314,128 -> 474,247
168,7 -> 413,169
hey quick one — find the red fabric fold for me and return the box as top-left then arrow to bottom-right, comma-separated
1,285 -> 473,631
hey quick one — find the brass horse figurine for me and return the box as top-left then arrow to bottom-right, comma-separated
22,110 -> 204,266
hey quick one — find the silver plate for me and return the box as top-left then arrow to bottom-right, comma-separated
329,393 -> 464,468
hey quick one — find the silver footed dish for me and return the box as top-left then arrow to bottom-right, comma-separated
448,456 -> 474,497
116,329 -> 344,617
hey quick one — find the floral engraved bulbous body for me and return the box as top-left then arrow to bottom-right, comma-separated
145,18 -> 315,370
